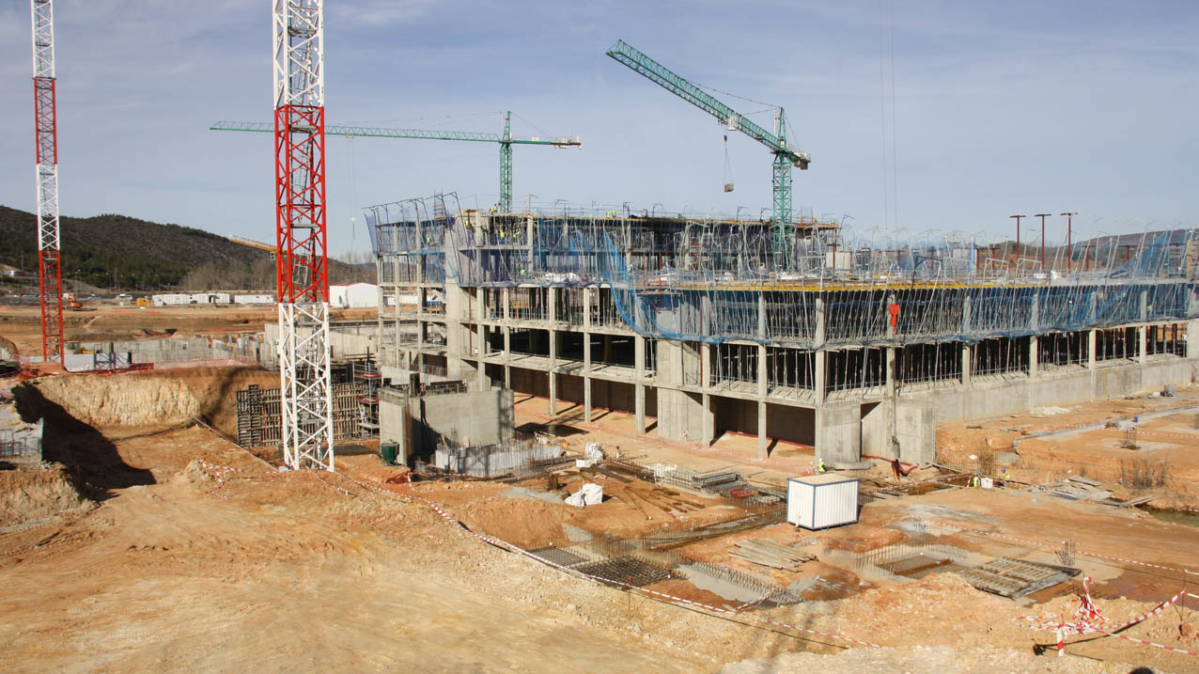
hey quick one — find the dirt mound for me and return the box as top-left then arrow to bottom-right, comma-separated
173,460 -> 218,490
33,373 -> 201,428
0,465 -> 92,527
458,497 -> 575,549
27,367 -> 277,435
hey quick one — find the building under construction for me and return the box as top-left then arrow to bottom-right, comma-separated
367,194 -> 1199,465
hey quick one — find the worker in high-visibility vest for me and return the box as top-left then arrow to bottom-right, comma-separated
817,458 -> 827,473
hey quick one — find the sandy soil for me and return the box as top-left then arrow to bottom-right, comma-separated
938,387 -> 1199,505
3,368 -> 1198,672
0,303 -> 375,359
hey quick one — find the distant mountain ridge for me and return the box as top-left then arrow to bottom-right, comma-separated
0,205 -> 370,290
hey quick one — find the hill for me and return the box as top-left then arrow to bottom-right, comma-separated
0,206 -> 371,291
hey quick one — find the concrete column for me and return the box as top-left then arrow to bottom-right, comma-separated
1140,290 -> 1149,322
886,347 -> 896,397
1139,325 -> 1148,365
476,323 -> 487,389
758,344 -> 768,397
701,392 -> 713,444
961,344 -> 972,386
635,384 -> 646,433
814,298 -> 826,347
417,288 -> 426,353
1029,335 -> 1039,378
502,288 -> 511,322
584,377 -> 592,422
815,350 -> 826,404
1187,319 -> 1199,359
1088,329 -> 1097,369
548,287 -> 557,323
961,295 -> 972,335
758,293 -> 767,339
548,328 -> 558,416
701,342 -> 711,387
503,322 -> 511,388
635,335 -> 645,379
1030,293 -> 1040,332
757,400 -> 768,458
583,287 -> 593,329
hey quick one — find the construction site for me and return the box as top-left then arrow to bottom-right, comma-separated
3,2 -> 1199,674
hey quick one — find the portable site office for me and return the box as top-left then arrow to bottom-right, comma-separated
786,473 -> 860,530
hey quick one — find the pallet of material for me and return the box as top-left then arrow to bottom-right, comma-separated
956,558 -> 1078,599
695,471 -> 740,488
730,538 -> 814,571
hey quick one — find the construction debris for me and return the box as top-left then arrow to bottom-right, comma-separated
566,483 -> 604,508
729,538 -> 814,571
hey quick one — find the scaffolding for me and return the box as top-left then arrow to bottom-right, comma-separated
368,195 -> 1199,390
353,356 -> 381,437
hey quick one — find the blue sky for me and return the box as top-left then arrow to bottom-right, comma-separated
1,0 -> 1196,256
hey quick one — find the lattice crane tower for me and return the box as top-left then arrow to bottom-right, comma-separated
31,0 -> 63,363
273,0 -> 334,471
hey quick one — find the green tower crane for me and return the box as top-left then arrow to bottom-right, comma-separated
210,112 -> 581,213
605,39 -> 810,225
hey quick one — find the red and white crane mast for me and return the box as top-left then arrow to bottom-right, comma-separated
31,0 -> 63,363
273,0 -> 334,470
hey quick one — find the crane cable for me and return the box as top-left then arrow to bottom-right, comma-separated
722,134 -> 734,192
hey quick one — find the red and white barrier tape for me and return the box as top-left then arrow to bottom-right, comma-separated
732,589 -> 775,614
1097,630 -> 1199,658
196,460 -> 247,500
329,473 -> 880,649
1023,576 -> 1197,658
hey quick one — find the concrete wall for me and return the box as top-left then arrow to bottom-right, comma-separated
657,388 -> 708,441
264,323 -> 379,359
815,403 -> 861,464
895,402 -> 936,464
381,389 -> 514,461
905,358 -> 1195,425
378,388 -> 410,465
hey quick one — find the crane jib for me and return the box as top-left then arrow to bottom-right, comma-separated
604,39 -> 808,168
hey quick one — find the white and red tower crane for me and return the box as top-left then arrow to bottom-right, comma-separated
31,0 -> 63,364
273,0 -> 334,470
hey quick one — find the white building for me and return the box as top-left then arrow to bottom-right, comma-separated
330,282 -> 378,309
151,292 -> 232,307
234,294 -> 275,305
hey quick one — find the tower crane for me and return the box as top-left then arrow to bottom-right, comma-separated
273,0 -> 334,471
605,39 -> 810,227
211,112 -> 581,213
30,0 -> 63,363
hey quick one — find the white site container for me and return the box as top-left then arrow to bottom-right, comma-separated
787,473 -> 860,530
